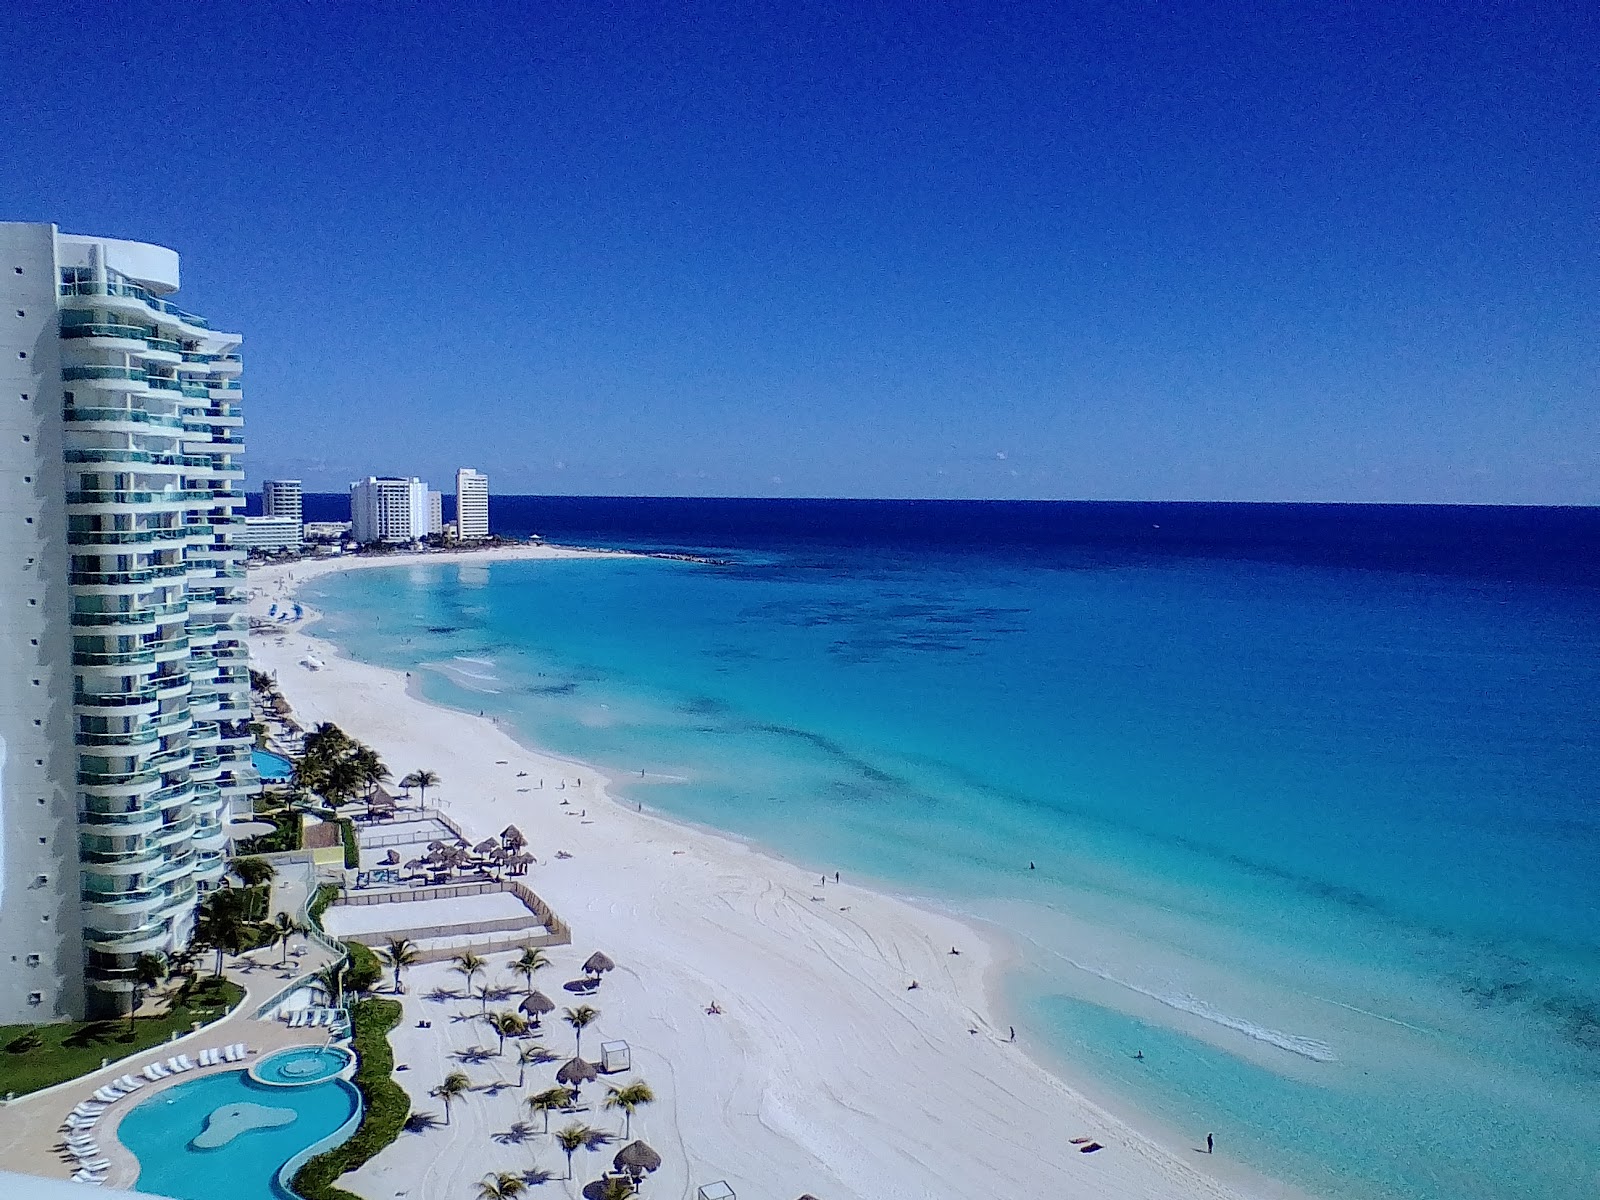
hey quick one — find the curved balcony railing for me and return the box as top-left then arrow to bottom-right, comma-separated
75,689 -> 159,709
59,277 -> 211,329
60,322 -> 149,341
63,364 -> 147,383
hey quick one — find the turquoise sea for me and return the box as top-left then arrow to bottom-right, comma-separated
300,500 -> 1600,1200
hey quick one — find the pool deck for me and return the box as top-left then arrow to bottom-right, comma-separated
0,934 -> 341,1188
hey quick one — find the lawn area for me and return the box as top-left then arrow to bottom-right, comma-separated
0,976 -> 244,1098
291,998 -> 407,1200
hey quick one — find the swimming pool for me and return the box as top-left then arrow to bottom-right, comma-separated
119,1069 -> 360,1200
252,749 -> 294,781
250,1046 -> 354,1087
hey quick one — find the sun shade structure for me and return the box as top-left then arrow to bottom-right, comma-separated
473,837 -> 499,855
501,824 -> 526,847
520,990 -> 555,1016
614,1141 -> 662,1175
556,1057 -> 598,1085
583,952 -> 616,976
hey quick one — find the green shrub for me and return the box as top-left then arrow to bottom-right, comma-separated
343,940 -> 382,996
291,998 -> 407,1200
308,883 -> 339,931
338,818 -> 359,869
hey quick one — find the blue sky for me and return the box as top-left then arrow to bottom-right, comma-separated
4,1 -> 1595,502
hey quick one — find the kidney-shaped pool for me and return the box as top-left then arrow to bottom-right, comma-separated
119,1067 -> 360,1200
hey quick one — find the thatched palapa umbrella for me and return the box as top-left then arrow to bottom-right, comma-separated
473,837 -> 499,856
382,849 -> 400,865
520,990 -> 555,1017
613,1141 -> 662,1176
500,823 -> 526,848
556,1057 -> 598,1086
583,952 -> 615,977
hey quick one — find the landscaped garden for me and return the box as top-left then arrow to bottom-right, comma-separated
0,976 -> 243,1098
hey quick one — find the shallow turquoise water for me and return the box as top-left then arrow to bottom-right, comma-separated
251,1046 -> 351,1087
120,1069 -> 358,1200
306,544 -> 1600,1200
252,749 -> 294,781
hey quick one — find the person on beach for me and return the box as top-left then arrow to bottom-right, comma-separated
834,871 -> 839,883
907,980 -> 919,990
1207,1133 -> 1214,1153
1009,1026 -> 1016,1041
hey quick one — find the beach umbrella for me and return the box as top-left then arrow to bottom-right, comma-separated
520,990 -> 555,1016
556,1057 -> 598,1086
403,858 -> 426,870
612,1141 -> 662,1176
583,952 -> 615,977
500,824 -> 525,847
473,837 -> 499,855
382,849 -> 400,864
426,841 -> 445,852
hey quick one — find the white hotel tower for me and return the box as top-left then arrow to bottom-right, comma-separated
1,223 -> 258,1020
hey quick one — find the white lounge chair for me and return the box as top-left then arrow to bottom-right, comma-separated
83,1159 -> 111,1172
288,1010 -> 305,1028
72,1170 -> 104,1184
224,1045 -> 243,1062
141,1063 -> 166,1081
92,1087 -> 119,1104
71,1102 -> 104,1118
117,1074 -> 144,1091
177,1054 -> 195,1071
72,1145 -> 101,1160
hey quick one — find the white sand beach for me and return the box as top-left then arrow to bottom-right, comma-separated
248,546 -> 1280,1200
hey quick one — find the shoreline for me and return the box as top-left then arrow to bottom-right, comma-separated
248,544 -> 1289,1200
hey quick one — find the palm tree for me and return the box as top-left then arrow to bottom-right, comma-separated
314,961 -> 346,1009
353,745 -> 390,801
410,767 -> 441,806
485,1010 -> 527,1055
553,1123 -> 593,1180
562,1005 -> 599,1057
601,1079 -> 655,1139
432,1070 -> 471,1125
596,1177 -> 637,1200
526,1086 -> 573,1134
271,912 -> 303,965
475,1172 -> 525,1200
231,857 -> 275,918
130,953 -> 166,1033
193,900 -> 244,977
516,1043 -> 551,1088
452,950 -> 487,1001
511,946 -> 549,996
379,937 -> 419,993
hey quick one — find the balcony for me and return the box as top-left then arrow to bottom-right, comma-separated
61,365 -> 149,392
72,647 -> 155,668
76,728 -> 160,749
59,277 -> 210,330
60,322 -> 149,348
74,690 -> 159,714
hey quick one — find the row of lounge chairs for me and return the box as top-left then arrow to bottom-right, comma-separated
284,1006 -> 346,1029
58,1043 -> 255,1185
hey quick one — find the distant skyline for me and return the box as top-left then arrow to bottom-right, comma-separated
4,1 -> 1595,503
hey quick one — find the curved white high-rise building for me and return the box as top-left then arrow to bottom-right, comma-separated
1,222 -> 258,1020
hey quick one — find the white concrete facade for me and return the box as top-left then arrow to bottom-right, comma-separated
239,515 -> 302,552
0,222 -> 259,1020
427,489 -> 443,536
350,476 -> 428,544
261,479 -> 302,522
455,467 -> 490,540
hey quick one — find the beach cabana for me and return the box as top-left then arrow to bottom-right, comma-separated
556,1057 -> 598,1086
696,1184 -> 735,1200
583,952 -> 615,977
613,1141 -> 662,1178
599,1040 -> 630,1073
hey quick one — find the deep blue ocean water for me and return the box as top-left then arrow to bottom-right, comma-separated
299,499 -> 1600,1200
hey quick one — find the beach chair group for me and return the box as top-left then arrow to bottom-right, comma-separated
57,1044 -> 254,1185
285,1006 -> 346,1029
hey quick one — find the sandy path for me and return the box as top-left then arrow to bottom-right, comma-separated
248,547 -> 1272,1200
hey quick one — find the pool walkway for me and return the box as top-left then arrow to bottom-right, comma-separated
0,932 -> 341,1187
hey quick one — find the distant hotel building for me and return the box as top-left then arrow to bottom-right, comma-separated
1,223 -> 258,1020
350,476 -> 429,544
455,468 -> 490,540
261,479 -> 302,523
238,515 -> 302,553
427,489 -> 443,536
